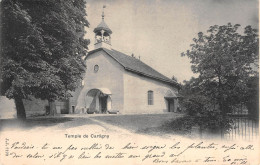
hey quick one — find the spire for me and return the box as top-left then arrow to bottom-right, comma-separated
94,5 -> 112,50
102,5 -> 106,20
93,5 -> 112,34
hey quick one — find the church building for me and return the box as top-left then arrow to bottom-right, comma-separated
70,9 -> 181,114
0,7 -> 182,118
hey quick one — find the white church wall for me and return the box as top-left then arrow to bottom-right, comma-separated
76,50 -> 125,113
68,86 -> 83,113
123,70 -> 178,114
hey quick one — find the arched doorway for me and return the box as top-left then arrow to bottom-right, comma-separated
85,88 -> 112,114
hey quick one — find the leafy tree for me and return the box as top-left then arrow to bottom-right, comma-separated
245,76 -> 259,118
181,23 -> 259,116
177,23 -> 258,134
0,0 -> 89,119
179,77 -> 210,116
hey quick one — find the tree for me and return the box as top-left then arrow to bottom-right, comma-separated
181,23 -> 259,116
0,0 -> 90,119
245,76 -> 259,118
179,77 -> 210,116
179,77 -> 233,133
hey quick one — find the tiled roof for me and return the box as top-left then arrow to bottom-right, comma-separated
93,20 -> 112,34
87,48 -> 180,88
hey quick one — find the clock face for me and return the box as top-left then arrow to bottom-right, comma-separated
94,65 -> 99,72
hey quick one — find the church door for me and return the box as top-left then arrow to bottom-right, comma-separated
168,99 -> 174,112
100,96 -> 108,113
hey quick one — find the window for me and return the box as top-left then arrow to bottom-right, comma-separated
148,90 -> 154,105
94,65 -> 99,72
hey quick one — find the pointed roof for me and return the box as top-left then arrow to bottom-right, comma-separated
87,48 -> 180,88
94,19 -> 112,34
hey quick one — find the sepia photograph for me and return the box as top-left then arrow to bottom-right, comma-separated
0,0 -> 259,164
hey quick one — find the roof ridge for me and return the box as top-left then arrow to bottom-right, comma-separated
103,48 -> 179,86
88,47 -> 180,88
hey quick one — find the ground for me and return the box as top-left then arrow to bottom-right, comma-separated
1,113 -> 256,140
0,113 -> 258,165
0,113 -> 186,138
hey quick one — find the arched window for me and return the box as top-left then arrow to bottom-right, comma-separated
148,90 -> 154,105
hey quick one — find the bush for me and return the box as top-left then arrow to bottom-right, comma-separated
180,95 -> 233,134
197,111 -> 233,134
166,115 -> 195,134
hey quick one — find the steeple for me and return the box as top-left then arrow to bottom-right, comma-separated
94,5 -> 112,50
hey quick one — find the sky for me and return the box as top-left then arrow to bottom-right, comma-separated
85,0 -> 259,83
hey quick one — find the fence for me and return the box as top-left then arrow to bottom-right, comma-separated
224,114 -> 259,141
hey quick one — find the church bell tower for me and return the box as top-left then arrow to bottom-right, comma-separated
94,5 -> 112,50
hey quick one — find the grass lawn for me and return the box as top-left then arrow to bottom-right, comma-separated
90,113 -> 184,135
